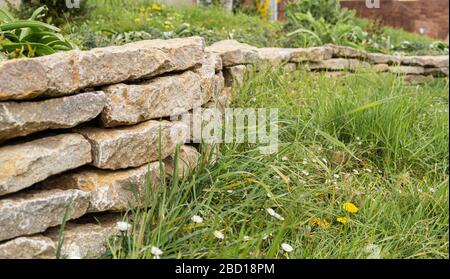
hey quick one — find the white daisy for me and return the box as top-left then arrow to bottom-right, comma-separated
151,246 -> 163,259
243,236 -> 251,242
191,215 -> 204,224
116,221 -> 132,232
281,243 -> 294,253
214,231 -> 225,239
266,208 -> 285,221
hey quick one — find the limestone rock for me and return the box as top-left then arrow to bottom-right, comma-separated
404,75 -> 434,85
258,48 -> 296,66
0,236 -> 56,259
45,215 -> 121,259
0,91 -> 105,142
0,58 -> 48,101
325,44 -> 368,59
0,134 -> 92,196
40,162 -> 162,212
165,145 -> 200,177
307,59 -> 370,71
290,46 -> 333,62
224,65 -> 253,87
75,121 -> 188,170
389,66 -> 425,75
206,51 -> 223,71
368,53 -> 402,65
424,67 -> 449,77
0,37 -> 205,101
400,55 -> 449,68
0,188 -> 90,241
206,40 -> 260,67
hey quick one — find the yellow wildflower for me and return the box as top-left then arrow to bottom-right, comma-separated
152,3 -> 162,11
310,217 -> 331,229
343,202 -> 359,213
134,18 -> 141,23
336,217 -> 349,225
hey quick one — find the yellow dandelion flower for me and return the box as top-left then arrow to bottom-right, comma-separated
152,3 -> 162,11
336,217 -> 349,225
134,18 -> 141,23
310,217 -> 331,229
343,202 -> 359,213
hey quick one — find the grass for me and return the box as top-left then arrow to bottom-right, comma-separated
108,68 -> 449,259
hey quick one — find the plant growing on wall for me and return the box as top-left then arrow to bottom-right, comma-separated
0,6 -> 76,58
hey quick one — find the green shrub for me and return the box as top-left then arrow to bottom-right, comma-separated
0,6 -> 76,58
11,0 -> 88,26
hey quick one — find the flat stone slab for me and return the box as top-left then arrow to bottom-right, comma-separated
307,59 -> 370,71
75,120 -> 188,170
0,37 -> 205,101
0,91 -> 105,142
0,214 -> 120,259
289,46 -> 334,62
389,66 -> 426,75
368,53 -> 402,65
0,133 -> 92,196
325,44 -> 368,60
40,162 -> 162,212
400,55 -> 449,68
258,48 -> 297,66
164,145 -> 200,177
0,188 -> 90,242
206,40 -> 260,67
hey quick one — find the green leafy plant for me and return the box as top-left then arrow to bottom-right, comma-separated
0,6 -> 76,58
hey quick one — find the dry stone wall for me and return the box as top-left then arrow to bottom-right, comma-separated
0,36 -> 448,259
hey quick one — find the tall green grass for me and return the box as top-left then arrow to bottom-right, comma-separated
109,69 -> 448,259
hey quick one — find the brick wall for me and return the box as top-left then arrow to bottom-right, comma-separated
339,0 -> 449,40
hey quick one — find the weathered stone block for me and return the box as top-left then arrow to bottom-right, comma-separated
164,145 -> 200,177
0,188 -> 90,241
325,44 -> 368,60
290,46 -> 333,63
389,66 -> 425,75
0,236 -> 56,259
40,162 -> 162,212
75,121 -> 188,170
206,40 -> 260,67
307,59 -> 370,71
0,37 -> 205,101
400,55 -> 449,68
0,91 -> 105,142
368,53 -> 402,65
0,134 -> 92,196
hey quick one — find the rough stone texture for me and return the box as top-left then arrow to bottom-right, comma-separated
307,59 -> 370,71
40,162 -> 162,212
400,55 -> 449,68
325,44 -> 368,60
0,134 -> 92,196
164,145 -> 200,178
206,51 -> 223,71
372,64 -> 390,73
75,120 -> 188,170
290,46 -> 333,62
0,37 -> 205,101
0,236 -> 56,259
283,63 -> 297,72
0,188 -> 90,242
100,71 -> 205,127
46,216 -> 120,259
404,75 -> 435,85
424,67 -> 449,77
368,53 -> 402,65
206,40 -> 260,67
0,215 -> 121,259
0,58 -> 48,101
258,48 -> 296,66
389,66 -> 426,75
224,65 -> 253,87
0,92 -> 106,142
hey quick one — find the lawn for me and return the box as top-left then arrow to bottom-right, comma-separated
109,68 -> 449,259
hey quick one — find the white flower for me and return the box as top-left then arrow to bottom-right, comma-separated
214,230 -> 224,239
281,243 -> 294,253
352,169 -> 359,175
282,156 -> 289,161
301,170 -> 310,176
333,174 -> 340,179
191,215 -> 204,224
266,208 -> 285,221
227,190 -> 234,194
116,221 -> 132,232
364,168 -> 372,173
429,188 -> 436,193
243,236 -> 251,242
321,157 -> 328,164
151,246 -> 163,259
